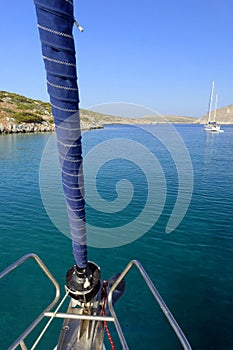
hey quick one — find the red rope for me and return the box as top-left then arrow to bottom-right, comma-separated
102,281 -> 115,350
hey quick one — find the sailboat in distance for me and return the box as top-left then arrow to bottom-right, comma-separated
204,81 -> 224,132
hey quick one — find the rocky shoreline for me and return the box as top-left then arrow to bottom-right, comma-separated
0,119 -> 103,135
0,120 -> 55,134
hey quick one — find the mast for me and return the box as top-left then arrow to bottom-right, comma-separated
207,80 -> 214,124
213,93 -> 218,122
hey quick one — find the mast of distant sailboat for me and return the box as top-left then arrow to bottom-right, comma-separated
207,80 -> 214,125
213,93 -> 218,123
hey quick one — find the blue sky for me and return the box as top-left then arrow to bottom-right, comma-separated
0,0 -> 233,117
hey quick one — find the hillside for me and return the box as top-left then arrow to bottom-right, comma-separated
142,114 -> 197,124
199,104 -> 233,124
0,91 -> 210,134
0,91 -> 54,133
0,91 -> 158,133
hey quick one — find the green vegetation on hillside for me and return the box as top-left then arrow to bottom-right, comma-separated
11,112 -> 44,123
0,91 -> 52,124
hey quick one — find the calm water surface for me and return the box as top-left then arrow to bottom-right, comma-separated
0,125 -> 233,349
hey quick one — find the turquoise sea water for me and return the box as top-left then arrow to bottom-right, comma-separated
0,124 -> 233,349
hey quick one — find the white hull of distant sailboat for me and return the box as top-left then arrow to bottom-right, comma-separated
204,123 -> 224,132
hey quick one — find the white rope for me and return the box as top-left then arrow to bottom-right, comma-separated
59,153 -> 83,162
57,139 -> 81,148
61,169 -> 83,178
56,125 -> 81,131
43,55 -> 76,67
38,24 -> 73,39
31,290 -> 69,350
47,80 -> 78,91
51,103 -> 78,113
62,181 -> 84,191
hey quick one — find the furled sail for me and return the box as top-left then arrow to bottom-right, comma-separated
34,0 -> 87,268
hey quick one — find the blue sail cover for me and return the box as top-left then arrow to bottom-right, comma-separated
34,0 -> 87,268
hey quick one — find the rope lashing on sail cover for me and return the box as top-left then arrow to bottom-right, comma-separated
34,0 -> 87,268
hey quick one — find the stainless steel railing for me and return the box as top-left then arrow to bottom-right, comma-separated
0,253 -> 60,350
107,260 -> 192,350
0,254 -> 192,350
